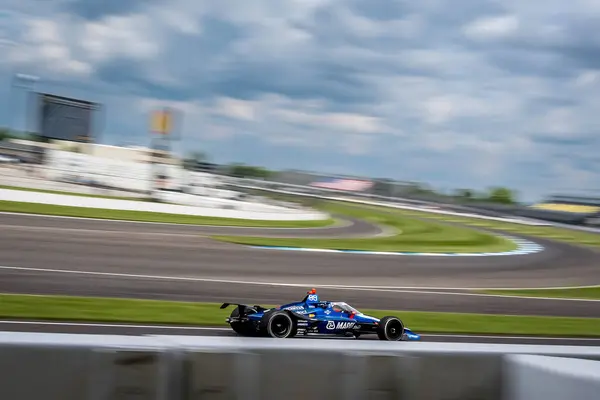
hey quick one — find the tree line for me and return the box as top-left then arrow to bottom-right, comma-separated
183,151 -> 518,205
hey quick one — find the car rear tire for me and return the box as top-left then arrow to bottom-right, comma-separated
376,316 -> 404,341
259,310 -> 298,338
230,306 -> 257,336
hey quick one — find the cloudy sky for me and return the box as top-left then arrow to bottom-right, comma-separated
1,0 -> 599,201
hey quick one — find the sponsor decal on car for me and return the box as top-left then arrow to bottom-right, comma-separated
326,321 -> 356,330
284,306 -> 304,310
283,305 -> 308,314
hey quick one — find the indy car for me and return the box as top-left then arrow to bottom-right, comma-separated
221,289 -> 421,341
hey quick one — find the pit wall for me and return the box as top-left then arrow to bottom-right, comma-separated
0,333 -> 598,400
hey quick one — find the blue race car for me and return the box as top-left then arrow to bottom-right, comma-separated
221,289 -> 421,341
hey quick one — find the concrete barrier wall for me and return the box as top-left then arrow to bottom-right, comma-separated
0,333 -> 598,400
0,188 -> 329,221
503,354 -> 600,400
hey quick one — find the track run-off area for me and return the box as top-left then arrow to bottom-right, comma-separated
1,195 -> 599,345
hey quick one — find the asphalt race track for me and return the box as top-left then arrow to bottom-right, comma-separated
0,212 -> 387,238
1,211 -> 600,344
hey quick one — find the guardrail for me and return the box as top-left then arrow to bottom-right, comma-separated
0,333 -> 598,400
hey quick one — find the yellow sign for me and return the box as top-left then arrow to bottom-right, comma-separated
151,109 -> 172,134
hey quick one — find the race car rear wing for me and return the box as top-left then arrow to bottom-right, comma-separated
220,303 -> 269,313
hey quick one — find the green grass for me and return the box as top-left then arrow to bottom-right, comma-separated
355,202 -> 600,247
0,294 -> 598,337
479,287 -> 600,300
0,200 -> 335,228
251,189 -> 600,247
213,201 -> 517,253
0,184 -> 145,201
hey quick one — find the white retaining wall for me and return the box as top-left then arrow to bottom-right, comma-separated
0,188 -> 328,220
0,165 -> 142,198
0,333 -> 598,400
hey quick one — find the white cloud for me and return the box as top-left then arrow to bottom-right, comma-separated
536,107 -> 578,138
81,14 -> 160,62
462,14 -> 519,40
320,112 -> 383,134
421,96 -> 456,125
160,9 -> 203,35
212,97 -> 257,121
573,70 -> 600,87
7,17 -> 92,77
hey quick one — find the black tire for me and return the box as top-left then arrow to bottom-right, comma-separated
376,316 -> 404,341
230,306 -> 257,336
259,310 -> 298,338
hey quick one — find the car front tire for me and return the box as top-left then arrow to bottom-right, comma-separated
376,316 -> 405,341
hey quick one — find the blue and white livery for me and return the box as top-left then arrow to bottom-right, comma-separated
221,289 -> 421,341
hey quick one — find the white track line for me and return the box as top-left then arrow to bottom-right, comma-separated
421,333 -> 600,342
0,320 -> 598,342
304,282 -> 600,291
0,211 -> 348,230
0,320 -> 226,331
1,265 -> 598,302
